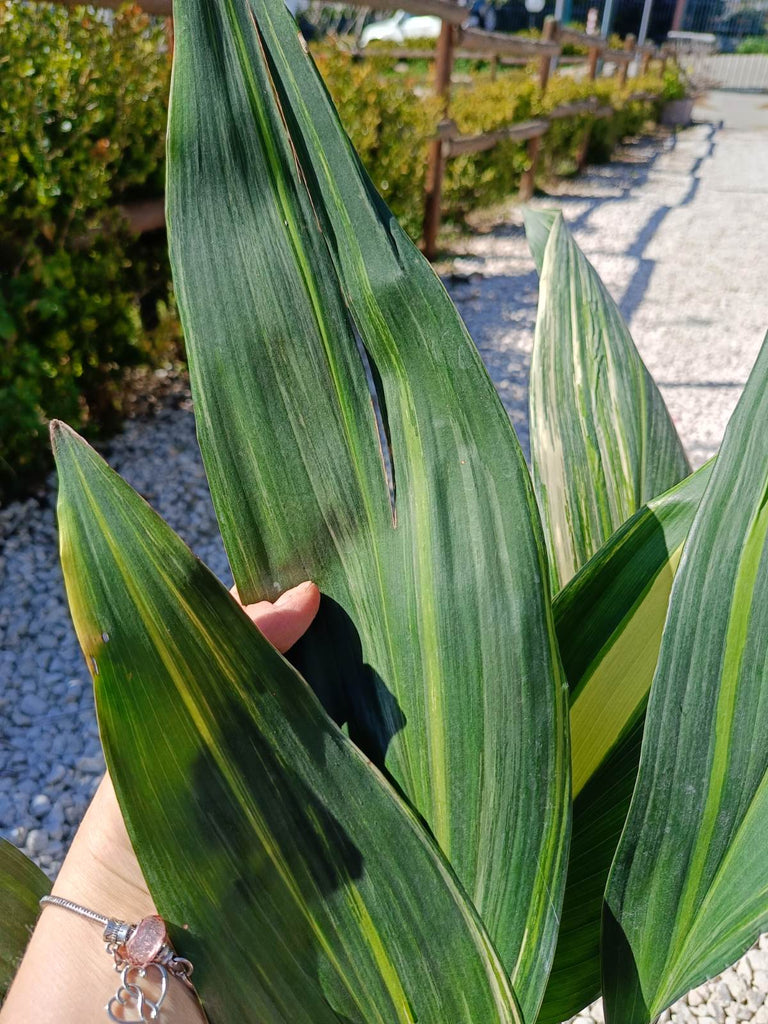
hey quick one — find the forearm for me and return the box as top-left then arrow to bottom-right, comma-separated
1,585 -> 319,1023
0,778 -> 205,1024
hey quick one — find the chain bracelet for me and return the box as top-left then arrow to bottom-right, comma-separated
39,894 -> 195,1022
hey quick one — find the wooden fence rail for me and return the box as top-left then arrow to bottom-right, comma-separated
40,0 -> 670,257
361,46 -> 591,68
418,15 -> 666,256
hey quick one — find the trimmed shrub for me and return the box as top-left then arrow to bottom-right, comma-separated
444,75 -> 536,219
317,48 -> 676,227
312,48 -> 439,238
1,3 -> 681,498
0,1 -> 171,498
736,35 -> 768,54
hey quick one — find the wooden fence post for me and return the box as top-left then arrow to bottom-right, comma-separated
165,14 -> 174,56
519,136 -> 542,202
576,113 -> 596,173
581,40 -> 600,172
640,48 -> 651,74
587,43 -> 600,80
520,17 -> 558,203
422,20 -> 455,260
538,16 -> 558,92
619,33 -> 636,85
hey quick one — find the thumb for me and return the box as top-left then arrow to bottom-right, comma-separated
230,580 -> 321,654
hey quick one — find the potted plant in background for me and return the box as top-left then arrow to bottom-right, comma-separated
660,63 -> 697,125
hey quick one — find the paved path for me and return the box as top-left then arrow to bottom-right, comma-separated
1,90 -> 767,1024
447,90 -> 768,472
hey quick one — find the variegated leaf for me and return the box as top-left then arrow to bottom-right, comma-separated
538,463 -> 712,1024
603,335 -> 768,1023
167,0 -> 570,1016
53,423 -> 522,1024
525,210 -> 690,592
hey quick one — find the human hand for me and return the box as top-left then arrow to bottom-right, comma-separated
76,579 -> 322,906
1,581 -> 320,1023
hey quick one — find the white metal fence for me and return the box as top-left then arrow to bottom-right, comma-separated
677,52 -> 768,89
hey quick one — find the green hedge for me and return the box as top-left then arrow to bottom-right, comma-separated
0,1 -> 172,499
736,35 -> 768,54
1,3 -> 681,499
315,48 -> 678,234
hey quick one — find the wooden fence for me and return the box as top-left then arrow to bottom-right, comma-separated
44,0 -> 671,257
410,11 -> 666,256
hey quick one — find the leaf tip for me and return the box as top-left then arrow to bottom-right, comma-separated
49,419 -> 81,455
523,207 -> 563,274
50,422 -> 108,506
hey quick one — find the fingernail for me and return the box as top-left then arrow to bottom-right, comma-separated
275,580 -> 315,604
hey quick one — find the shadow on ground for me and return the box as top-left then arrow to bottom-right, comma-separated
442,120 -> 724,458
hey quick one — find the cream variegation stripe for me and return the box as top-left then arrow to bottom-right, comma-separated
526,210 -> 689,593
539,464 -> 711,1024
666,489 -> 768,959
603,335 -> 768,1024
168,1 -> 572,1019
570,544 -> 683,797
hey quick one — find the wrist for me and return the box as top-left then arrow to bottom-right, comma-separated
52,775 -> 156,922
0,777 -> 206,1024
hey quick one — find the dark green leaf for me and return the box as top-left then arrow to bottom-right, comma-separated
53,422 -> 522,1024
167,0 -> 570,1016
603,335 -> 768,1024
0,838 -> 49,999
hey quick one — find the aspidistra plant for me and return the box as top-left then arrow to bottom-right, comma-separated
166,0 -> 570,1018
32,0 -> 768,1021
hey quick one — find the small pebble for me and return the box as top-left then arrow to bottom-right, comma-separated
29,794 -> 51,817
746,988 -> 765,1012
18,693 -> 47,717
725,975 -> 748,1003
75,755 -> 106,775
25,829 -> 48,855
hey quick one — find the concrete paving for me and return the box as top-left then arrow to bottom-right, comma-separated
447,90 -> 768,471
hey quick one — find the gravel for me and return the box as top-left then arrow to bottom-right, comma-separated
0,407 -> 230,877
1,90 -> 767,1020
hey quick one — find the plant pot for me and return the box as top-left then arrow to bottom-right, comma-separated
661,97 -> 695,127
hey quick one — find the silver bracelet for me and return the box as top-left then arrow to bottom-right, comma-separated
39,894 -> 195,1022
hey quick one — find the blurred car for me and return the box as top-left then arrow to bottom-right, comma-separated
360,11 -> 443,45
